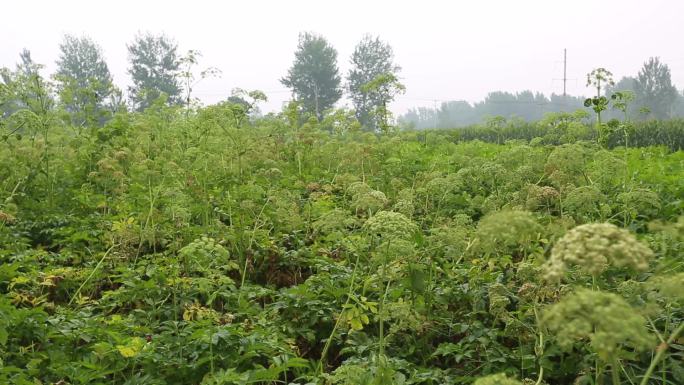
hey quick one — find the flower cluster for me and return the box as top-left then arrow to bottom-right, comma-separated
425,176 -> 451,197
618,188 -> 661,219
544,144 -> 587,177
179,236 -> 236,273
488,283 -> 511,320
88,154 -> 128,194
514,165 -> 539,186
376,239 -> 416,261
543,288 -> 652,360
474,210 -> 542,256
313,208 -> 357,236
363,211 -> 418,241
392,188 -> 415,217
588,150 -> 626,187
544,223 -> 653,282
473,373 -> 523,385
0,210 -> 16,224
647,272 -> 684,304
563,185 -> 607,220
427,225 -> 469,259
267,189 -> 303,233
525,184 -> 560,211
347,182 -> 388,214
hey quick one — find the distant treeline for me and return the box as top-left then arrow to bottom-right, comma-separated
400,58 -> 684,129
399,92 -> 587,129
399,92 -> 684,130
411,116 -> 684,151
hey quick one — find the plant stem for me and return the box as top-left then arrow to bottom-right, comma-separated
317,253 -> 361,374
639,322 -> 684,385
611,358 -> 620,385
378,278 -> 392,358
69,244 -> 117,306
533,305 -> 545,385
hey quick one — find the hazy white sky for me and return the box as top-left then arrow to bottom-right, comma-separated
2,0 -> 683,114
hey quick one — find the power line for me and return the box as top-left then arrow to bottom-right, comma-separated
396,96 -> 466,103
194,88 -> 291,97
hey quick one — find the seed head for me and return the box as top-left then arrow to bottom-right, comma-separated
363,211 -> 418,241
544,223 -> 653,282
564,186 -> 607,220
474,210 -> 542,255
543,288 -> 652,360
618,188 -> 661,219
473,373 -> 523,385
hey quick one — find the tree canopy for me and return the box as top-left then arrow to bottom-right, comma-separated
634,57 -> 678,119
127,33 -> 182,111
347,35 -> 400,131
55,35 -> 118,126
281,32 -> 342,121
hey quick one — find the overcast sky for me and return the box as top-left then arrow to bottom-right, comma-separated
2,0 -> 683,114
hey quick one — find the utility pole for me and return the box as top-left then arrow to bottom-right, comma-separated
553,49 -> 574,110
563,48 -> 567,97
433,99 -> 438,130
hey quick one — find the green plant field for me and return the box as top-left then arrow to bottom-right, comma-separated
1,104 -> 683,385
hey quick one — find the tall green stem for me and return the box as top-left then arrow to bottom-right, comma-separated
611,358 -> 620,385
640,322 -> 684,385
317,253 -> 362,374
378,240 -> 392,358
69,244 -> 117,305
